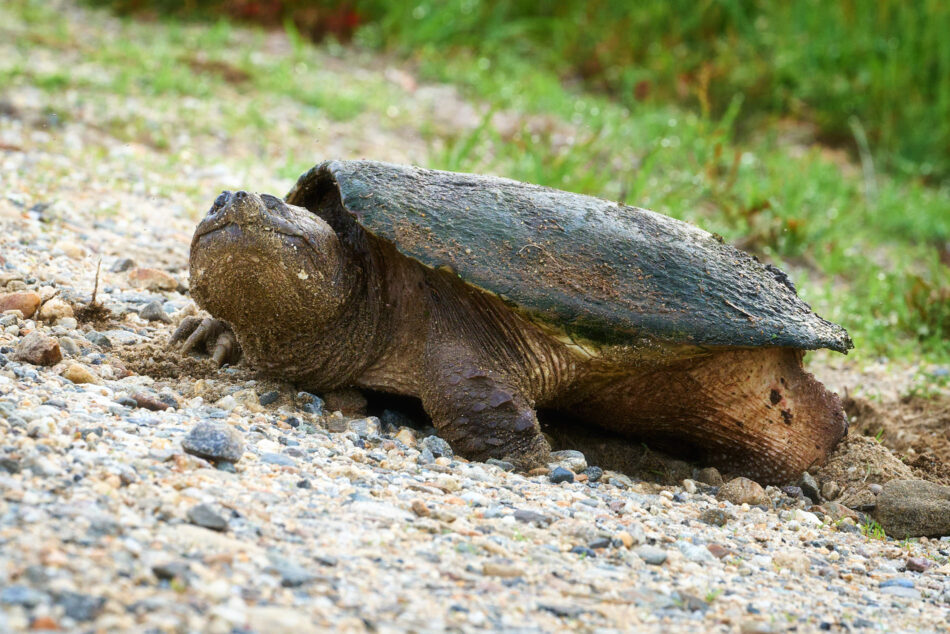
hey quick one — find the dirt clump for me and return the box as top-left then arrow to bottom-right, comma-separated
116,340 -> 243,382
843,394 -> 950,485
815,436 -> 915,509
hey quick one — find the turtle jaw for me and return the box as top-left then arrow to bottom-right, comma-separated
189,190 -> 352,335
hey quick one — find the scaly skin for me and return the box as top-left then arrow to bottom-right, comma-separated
175,189 -> 847,481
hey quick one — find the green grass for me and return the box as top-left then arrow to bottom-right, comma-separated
860,517 -> 887,541
356,0 -> 950,185
4,0 -> 950,366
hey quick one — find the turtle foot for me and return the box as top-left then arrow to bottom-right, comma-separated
500,433 -> 552,472
170,315 -> 242,366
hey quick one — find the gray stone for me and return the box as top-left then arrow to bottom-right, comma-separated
486,458 -> 516,472
584,466 -> 604,482
634,546 -> 667,565
268,554 -> 316,587
261,452 -> 296,467
259,390 -> 280,406
677,541 -> 716,563
84,331 -> 112,349
549,466 -> 574,484
820,480 -> 840,500
152,561 -> 190,580
58,336 -> 80,356
57,592 -> 105,622
297,392 -> 323,415
110,257 -> 135,273
186,503 -> 229,531
549,449 -> 587,473
0,585 -> 48,607
0,457 -> 21,474
799,472 -> 821,501
182,421 -> 245,462
880,586 -> 921,599
874,479 -> 950,538
513,509 -> 552,526
420,435 -> 453,459
139,300 -> 171,323
348,416 -> 380,438
100,329 -> 142,345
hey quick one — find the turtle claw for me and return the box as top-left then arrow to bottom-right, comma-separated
500,434 -> 551,473
169,315 -> 203,347
170,315 -> 241,366
210,329 -> 239,366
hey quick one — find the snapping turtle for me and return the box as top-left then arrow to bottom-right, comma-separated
174,160 -> 851,482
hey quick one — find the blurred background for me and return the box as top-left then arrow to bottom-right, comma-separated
4,0 -> 949,369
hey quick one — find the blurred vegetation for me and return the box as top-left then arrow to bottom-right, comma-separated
96,0 -> 950,184
8,0 -> 950,361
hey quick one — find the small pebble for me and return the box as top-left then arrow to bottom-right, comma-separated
110,257 -> 136,272
695,466 -> 724,487
549,449 -> 587,472
717,477 -> 769,506
635,546 -> 667,566
549,466 -> 574,484
700,509 -> 729,526
132,392 -> 169,411
14,331 -> 62,366
127,267 -> 178,291
0,292 -> 41,318
513,509 -> 551,526
186,504 -> 229,531
800,472 -> 821,501
139,300 -> 171,323
486,458 -> 515,471
482,563 -> 523,578
570,545 -> 597,557
259,390 -> 280,406
395,428 -> 416,446
63,363 -> 99,384
420,435 -> 453,459
820,480 -> 840,501
583,466 -> 603,482
84,331 -> 113,349
38,297 -> 74,322
182,421 -> 245,462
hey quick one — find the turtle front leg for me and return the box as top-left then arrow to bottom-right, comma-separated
419,339 -> 550,470
170,314 -> 242,366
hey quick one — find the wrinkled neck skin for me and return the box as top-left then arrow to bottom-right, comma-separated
240,237 -> 392,391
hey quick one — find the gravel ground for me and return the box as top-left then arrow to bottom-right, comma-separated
2,2 -> 950,632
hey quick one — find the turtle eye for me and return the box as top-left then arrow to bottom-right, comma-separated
211,191 -> 231,213
260,194 -> 282,210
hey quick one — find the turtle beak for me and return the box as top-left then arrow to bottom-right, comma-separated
194,191 -> 312,243
195,190 -> 263,235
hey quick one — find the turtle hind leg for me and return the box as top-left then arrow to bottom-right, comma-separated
420,339 -> 550,470
569,348 -> 846,484
170,315 -> 242,366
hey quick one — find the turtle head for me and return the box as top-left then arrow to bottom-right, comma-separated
189,190 -> 357,334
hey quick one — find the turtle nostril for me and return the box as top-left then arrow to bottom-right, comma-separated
234,191 -> 248,201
